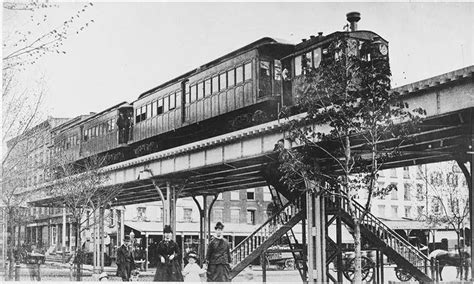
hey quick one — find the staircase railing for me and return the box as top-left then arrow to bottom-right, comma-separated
327,193 -> 430,269
231,191 -> 305,266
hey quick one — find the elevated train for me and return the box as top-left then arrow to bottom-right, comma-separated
51,12 -> 389,167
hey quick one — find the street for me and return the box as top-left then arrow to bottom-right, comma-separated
2,262 -> 469,282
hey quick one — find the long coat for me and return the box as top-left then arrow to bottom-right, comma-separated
153,240 -> 183,282
116,245 -> 135,281
206,237 -> 232,282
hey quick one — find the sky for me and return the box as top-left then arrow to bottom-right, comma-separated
3,1 -> 473,119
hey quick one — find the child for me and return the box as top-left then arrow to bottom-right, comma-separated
183,251 -> 206,282
130,269 -> 140,282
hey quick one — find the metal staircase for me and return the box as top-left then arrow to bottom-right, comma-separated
326,193 -> 433,282
229,192 -> 305,279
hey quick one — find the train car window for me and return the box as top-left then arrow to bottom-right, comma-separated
175,91 -> 181,106
184,81 -> 190,105
197,82 -> 204,99
228,69 -> 235,87
111,119 -> 115,130
147,104 -> 152,119
236,66 -> 243,83
294,55 -> 302,76
190,84 -> 197,102
136,108 -> 141,123
244,62 -> 252,81
260,61 -> 271,77
313,48 -> 322,68
212,76 -> 219,94
170,93 -> 176,109
305,51 -> 313,69
274,60 -> 282,80
205,79 -> 211,95
141,106 -> 146,121
157,99 -> 164,115
151,101 -> 157,117
98,124 -> 102,136
164,96 -> 170,112
219,73 -> 226,91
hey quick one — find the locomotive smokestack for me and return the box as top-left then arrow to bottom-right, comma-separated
346,11 -> 361,31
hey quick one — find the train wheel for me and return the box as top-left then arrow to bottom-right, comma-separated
342,256 -> 374,282
395,268 -> 412,281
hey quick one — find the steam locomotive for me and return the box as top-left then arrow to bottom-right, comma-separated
51,12 -> 389,167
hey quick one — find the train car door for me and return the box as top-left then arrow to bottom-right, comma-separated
259,59 -> 272,98
117,105 -> 133,144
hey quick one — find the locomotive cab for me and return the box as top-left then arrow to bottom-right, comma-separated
280,12 -> 389,108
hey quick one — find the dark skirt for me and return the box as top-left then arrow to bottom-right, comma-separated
154,261 -> 183,282
207,263 -> 231,282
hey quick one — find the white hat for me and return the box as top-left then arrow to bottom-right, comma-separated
99,272 -> 108,280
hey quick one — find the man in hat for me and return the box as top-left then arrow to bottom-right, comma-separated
204,222 -> 232,282
153,225 -> 183,281
116,235 -> 135,281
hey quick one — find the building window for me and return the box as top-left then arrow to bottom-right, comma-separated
230,191 -> 239,200
416,184 -> 424,201
416,165 -> 424,179
378,182 -> 386,199
405,206 -> 412,218
391,205 -> 398,218
404,184 -> 411,201
403,167 -> 410,179
183,208 -> 193,222
378,205 -> 385,218
158,207 -> 163,221
230,209 -> 240,223
263,188 -> 272,202
390,185 -> 398,200
246,210 -> 256,225
390,168 -> 397,178
213,209 -> 223,223
246,189 -> 255,200
417,206 -> 425,218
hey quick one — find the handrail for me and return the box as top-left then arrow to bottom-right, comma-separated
231,190 -> 305,254
329,193 -> 429,265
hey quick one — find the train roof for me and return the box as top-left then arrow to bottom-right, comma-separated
52,101 -> 129,134
283,30 -> 388,60
137,37 -> 294,100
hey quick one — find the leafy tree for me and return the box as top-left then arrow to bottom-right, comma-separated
278,36 -> 424,282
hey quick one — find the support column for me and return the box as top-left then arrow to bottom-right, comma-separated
306,189 -> 314,283
93,210 -> 97,273
62,207 -> 66,262
100,207 -> 105,271
120,209 -> 125,246
456,155 -> 472,279
192,195 -> 206,265
145,233 -> 149,271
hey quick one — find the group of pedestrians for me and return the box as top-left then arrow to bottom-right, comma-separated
116,221 -> 232,282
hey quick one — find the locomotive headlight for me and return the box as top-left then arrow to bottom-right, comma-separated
379,44 -> 388,56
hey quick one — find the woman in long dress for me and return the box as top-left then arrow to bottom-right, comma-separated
204,222 -> 232,282
154,225 -> 183,282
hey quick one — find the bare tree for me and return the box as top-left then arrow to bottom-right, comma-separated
2,2 -> 95,277
45,154 -> 122,280
422,162 -> 470,279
